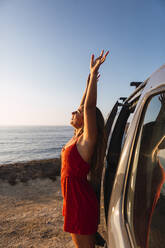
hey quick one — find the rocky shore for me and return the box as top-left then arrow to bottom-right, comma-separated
0,158 -> 61,185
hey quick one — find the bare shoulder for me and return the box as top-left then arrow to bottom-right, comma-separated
76,135 -> 95,164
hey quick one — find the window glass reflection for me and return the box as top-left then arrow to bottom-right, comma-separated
127,93 -> 165,248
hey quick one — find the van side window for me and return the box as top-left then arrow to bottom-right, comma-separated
126,93 -> 165,248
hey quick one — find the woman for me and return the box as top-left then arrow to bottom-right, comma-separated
61,50 -> 109,248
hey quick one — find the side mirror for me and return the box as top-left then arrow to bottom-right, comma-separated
130,81 -> 143,88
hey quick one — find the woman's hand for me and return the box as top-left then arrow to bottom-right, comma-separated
90,50 -> 109,75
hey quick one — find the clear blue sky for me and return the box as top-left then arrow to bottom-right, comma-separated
0,0 -> 165,125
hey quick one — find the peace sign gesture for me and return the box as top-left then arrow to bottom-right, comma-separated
90,50 -> 109,74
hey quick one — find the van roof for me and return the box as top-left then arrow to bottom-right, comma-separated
125,64 -> 165,104
142,64 -> 165,94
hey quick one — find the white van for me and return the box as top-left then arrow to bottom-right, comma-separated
102,64 -> 165,248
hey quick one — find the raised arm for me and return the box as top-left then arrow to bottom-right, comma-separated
79,74 -> 90,107
79,73 -> 100,107
83,50 -> 109,144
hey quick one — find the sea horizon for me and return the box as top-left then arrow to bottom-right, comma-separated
0,125 -> 73,165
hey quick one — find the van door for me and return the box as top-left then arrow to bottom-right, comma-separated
104,95 -> 139,223
125,92 -> 165,248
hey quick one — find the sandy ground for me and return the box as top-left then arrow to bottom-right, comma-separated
1,159 -> 165,247
0,176 -> 107,248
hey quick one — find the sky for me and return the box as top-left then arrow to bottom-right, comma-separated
0,0 -> 165,126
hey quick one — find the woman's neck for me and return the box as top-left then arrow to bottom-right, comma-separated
75,128 -> 83,138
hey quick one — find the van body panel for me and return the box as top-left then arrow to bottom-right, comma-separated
106,64 -> 165,248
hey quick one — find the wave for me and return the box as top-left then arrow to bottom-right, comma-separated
0,126 -> 73,164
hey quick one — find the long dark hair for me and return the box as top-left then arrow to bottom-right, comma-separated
88,107 -> 106,200
74,107 -> 106,200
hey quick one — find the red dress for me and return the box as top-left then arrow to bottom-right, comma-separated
61,140 -> 99,235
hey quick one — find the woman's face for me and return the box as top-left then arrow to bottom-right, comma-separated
70,106 -> 84,129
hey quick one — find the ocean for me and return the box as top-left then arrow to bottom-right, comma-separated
0,126 -> 73,165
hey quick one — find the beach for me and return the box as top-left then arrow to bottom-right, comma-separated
0,159 -> 106,248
